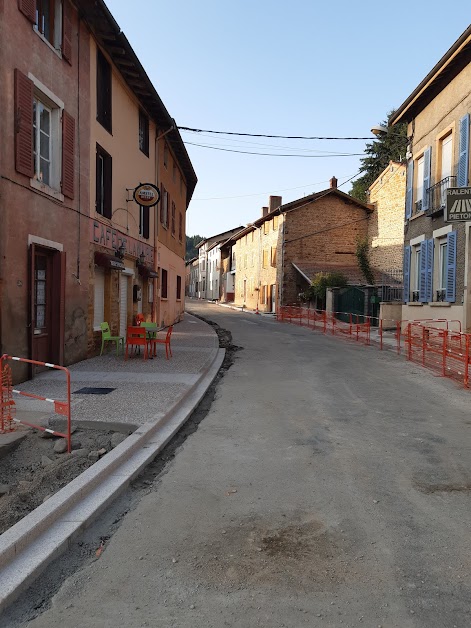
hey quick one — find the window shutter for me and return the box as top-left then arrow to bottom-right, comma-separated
142,206 -> 150,239
405,160 -> 414,218
104,153 -> 112,218
94,268 -> 105,329
419,241 -> 427,302
422,147 -> 431,211
446,231 -> 457,302
403,245 -> 411,303
61,111 -> 75,199
62,0 -> 73,65
425,239 -> 434,303
18,0 -> 35,23
458,113 -> 470,187
14,69 -> 34,177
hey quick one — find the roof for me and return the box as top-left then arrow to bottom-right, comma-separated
368,161 -> 405,192
76,0 -> 197,205
390,25 -> 471,125
292,262 -> 383,286
196,227 -> 244,249
281,188 -> 372,214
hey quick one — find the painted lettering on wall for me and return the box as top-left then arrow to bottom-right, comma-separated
90,221 -> 154,263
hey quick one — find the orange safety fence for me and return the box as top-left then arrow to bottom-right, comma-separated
0,354 -> 72,452
276,307 -> 471,389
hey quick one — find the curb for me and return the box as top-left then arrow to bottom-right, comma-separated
0,343 -> 225,614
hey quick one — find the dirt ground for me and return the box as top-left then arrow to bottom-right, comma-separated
0,424 -> 131,535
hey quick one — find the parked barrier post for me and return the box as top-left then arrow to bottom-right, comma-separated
442,330 -> 448,377
465,335 -> 470,388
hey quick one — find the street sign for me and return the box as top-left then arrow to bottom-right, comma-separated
445,187 -> 471,222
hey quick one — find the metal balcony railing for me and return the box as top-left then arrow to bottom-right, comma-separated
425,176 -> 457,215
412,290 -> 420,302
436,289 -> 446,302
414,199 -> 423,215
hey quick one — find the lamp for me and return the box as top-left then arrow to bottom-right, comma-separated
370,125 -> 388,136
115,243 -> 126,260
136,251 -> 146,267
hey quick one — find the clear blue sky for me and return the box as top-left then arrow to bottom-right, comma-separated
106,0 -> 470,238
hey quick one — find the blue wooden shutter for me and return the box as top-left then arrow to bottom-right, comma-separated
403,245 -> 411,303
425,239 -> 434,302
458,113 -> 470,187
446,231 -> 457,302
405,160 -> 414,218
422,147 -> 431,211
419,241 -> 427,302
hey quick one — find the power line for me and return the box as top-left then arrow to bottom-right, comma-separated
179,126 -> 373,140
184,141 -> 364,157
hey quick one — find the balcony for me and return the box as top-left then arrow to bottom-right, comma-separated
436,289 -> 446,302
425,176 -> 457,216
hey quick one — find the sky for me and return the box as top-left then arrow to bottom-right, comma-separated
106,0 -> 470,238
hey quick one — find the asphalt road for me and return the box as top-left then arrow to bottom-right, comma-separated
12,302 -> 471,626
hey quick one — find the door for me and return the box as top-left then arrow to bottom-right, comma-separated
119,274 -> 128,338
441,134 -> 453,205
336,287 -> 365,323
271,284 -> 276,312
30,245 -> 63,372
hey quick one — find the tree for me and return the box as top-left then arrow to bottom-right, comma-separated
350,111 -> 408,203
185,234 -> 205,261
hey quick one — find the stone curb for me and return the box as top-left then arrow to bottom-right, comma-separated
0,341 -> 225,614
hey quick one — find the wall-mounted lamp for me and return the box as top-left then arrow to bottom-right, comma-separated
370,125 -> 389,136
136,251 -> 146,267
115,243 -> 126,260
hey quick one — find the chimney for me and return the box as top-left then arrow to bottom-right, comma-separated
330,176 -> 338,189
262,206 -> 269,217
268,195 -> 282,213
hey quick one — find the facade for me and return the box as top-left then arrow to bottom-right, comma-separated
83,0 -> 197,353
390,26 -> 471,330
0,0 -> 90,380
195,228 -> 243,300
186,258 -> 198,297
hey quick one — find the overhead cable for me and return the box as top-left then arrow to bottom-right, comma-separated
179,126 -> 373,140
184,141 -> 364,157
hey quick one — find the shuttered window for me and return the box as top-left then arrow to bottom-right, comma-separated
62,0 -> 72,64
176,275 -> 182,300
271,246 -> 277,267
262,250 -> 268,268
96,144 -> 112,218
458,113 -> 470,188
14,69 -> 34,177
62,110 -> 75,198
139,205 -> 149,239
419,239 -> 434,303
139,110 -> 149,156
160,187 -> 168,228
93,268 -> 105,330
178,212 -> 183,241
161,269 -> 168,299
405,160 -> 414,218
171,202 -> 176,235
97,49 -> 112,133
445,231 -> 457,302
422,147 -> 431,211
403,245 -> 411,303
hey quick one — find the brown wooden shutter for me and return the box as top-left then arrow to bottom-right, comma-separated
18,0 -> 36,23
62,1 -> 73,65
14,69 -> 34,177
104,154 -> 112,218
142,206 -> 150,239
62,110 -> 75,199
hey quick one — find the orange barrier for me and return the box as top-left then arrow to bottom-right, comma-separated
0,355 -> 72,452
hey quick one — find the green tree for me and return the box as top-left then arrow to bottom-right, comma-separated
186,234 -> 205,261
350,111 -> 408,203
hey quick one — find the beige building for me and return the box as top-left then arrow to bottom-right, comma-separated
390,25 -> 471,329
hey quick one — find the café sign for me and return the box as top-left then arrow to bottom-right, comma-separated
445,187 -> 471,222
133,183 -> 160,207
90,221 -> 154,264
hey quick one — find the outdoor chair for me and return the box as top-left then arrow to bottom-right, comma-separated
141,321 -> 158,356
100,322 -> 124,356
125,326 -> 148,360
135,313 -> 145,325
149,325 -> 173,360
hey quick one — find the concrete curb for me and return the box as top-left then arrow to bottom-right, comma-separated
0,345 -> 225,613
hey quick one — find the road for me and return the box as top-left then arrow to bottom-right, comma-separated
8,301 -> 471,627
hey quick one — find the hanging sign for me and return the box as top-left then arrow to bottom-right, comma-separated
445,187 -> 471,222
133,183 -> 161,207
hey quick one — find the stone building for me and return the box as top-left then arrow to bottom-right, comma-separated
195,228 -> 243,300
390,25 -> 471,330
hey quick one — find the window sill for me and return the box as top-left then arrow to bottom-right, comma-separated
161,297 -> 168,301
33,27 -> 62,59
30,179 -> 64,201
407,302 -> 424,306
430,302 -> 451,307
409,211 -> 426,221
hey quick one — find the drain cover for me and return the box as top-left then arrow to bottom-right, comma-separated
73,387 -> 116,395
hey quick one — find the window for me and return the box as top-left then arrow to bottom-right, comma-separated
251,231 -> 254,242
160,187 -> 168,228
171,201 -> 176,236
178,211 -> 183,241
34,0 -> 61,48
139,110 -> 149,156
96,144 -> 112,218
262,249 -> 268,268
441,135 -> 453,180
414,246 -> 421,295
244,254 -> 247,268
33,98 -> 52,186
264,221 -> 269,234
416,155 -> 424,208
93,268 -> 105,330
273,215 -> 279,229
97,48 -> 112,133
139,205 -> 149,239
163,143 -> 168,168
260,285 -> 266,304
439,241 -> 448,291
176,275 -> 182,300
271,246 -> 277,267
161,269 -> 168,299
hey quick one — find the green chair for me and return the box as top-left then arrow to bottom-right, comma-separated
100,322 -> 125,356
140,321 -> 158,356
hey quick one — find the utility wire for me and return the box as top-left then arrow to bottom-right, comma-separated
179,126 -> 373,140
184,141 -> 364,157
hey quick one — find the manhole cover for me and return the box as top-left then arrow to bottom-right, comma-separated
73,387 -> 116,395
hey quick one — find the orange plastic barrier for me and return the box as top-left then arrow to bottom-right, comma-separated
0,355 -> 72,452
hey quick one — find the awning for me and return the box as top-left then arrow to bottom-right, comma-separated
138,264 -> 158,279
94,251 -> 125,271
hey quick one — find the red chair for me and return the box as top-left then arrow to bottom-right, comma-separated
135,313 -> 145,325
149,325 -> 173,359
125,326 -> 148,360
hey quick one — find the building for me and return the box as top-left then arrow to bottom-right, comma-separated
195,228 -> 243,300
81,0 -> 197,353
390,25 -> 471,329
186,257 -> 198,297
0,0 -> 90,380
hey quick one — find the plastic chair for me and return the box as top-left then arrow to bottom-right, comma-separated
100,322 -> 124,356
150,325 -> 173,360
135,313 -> 145,325
125,326 -> 148,360
140,322 -> 158,356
